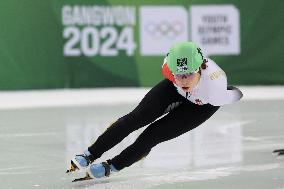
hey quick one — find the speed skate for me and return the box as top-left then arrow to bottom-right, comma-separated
67,161 -> 113,182
66,159 -> 92,182
66,162 -> 93,183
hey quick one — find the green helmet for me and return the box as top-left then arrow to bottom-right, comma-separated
167,42 -> 204,75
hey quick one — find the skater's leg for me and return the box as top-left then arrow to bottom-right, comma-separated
88,79 -> 184,160
109,102 -> 220,170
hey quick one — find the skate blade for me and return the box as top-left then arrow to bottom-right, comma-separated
72,173 -> 93,182
66,160 -> 79,173
273,149 -> 284,154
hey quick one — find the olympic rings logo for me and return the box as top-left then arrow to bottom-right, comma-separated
145,21 -> 185,38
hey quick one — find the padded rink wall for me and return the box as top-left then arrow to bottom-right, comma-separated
0,0 -> 283,90
0,87 -> 283,109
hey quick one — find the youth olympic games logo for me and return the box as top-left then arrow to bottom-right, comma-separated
145,21 -> 185,39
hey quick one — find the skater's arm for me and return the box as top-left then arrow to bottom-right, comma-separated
204,59 -> 243,106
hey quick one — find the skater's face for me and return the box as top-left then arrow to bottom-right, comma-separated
174,71 -> 201,92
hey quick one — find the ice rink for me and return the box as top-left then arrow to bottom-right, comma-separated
1,87 -> 284,189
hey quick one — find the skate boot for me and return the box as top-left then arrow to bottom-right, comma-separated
88,161 -> 118,179
66,150 -> 95,173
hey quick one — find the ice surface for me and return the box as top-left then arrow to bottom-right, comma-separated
0,100 -> 284,189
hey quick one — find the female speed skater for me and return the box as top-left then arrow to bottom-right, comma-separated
66,41 -> 243,181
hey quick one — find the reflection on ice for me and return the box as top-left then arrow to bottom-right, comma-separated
65,111 -> 244,170
191,120 -> 243,167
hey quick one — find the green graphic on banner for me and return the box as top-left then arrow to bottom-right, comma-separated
0,0 -> 283,90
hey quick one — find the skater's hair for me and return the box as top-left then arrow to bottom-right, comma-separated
201,59 -> 208,70
198,59 -> 208,74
